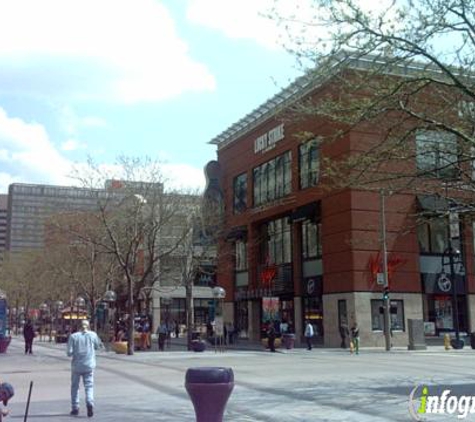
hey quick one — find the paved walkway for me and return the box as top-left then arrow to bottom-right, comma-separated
2,336 -> 474,421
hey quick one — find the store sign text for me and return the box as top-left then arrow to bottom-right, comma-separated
254,124 -> 284,154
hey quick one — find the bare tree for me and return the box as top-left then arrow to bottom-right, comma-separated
0,250 -> 68,326
43,214 -> 121,331
269,0 -> 475,202
70,156 -> 202,355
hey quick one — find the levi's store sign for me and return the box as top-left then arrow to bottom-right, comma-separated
254,123 -> 284,154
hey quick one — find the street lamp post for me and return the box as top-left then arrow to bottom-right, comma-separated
103,290 -> 117,350
161,296 -> 172,348
441,244 -> 464,349
75,296 -> 86,331
18,306 -> 25,335
54,301 -> 64,341
39,303 -> 48,342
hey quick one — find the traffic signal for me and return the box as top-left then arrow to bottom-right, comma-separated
383,287 -> 389,301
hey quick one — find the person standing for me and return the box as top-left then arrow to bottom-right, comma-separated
0,382 -> 14,421
350,322 -> 360,355
157,321 -> 167,351
267,324 -> 276,352
67,320 -> 101,417
304,320 -> 314,350
23,319 -> 35,355
279,320 -> 289,335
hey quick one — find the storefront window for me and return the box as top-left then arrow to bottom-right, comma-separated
370,300 -> 405,331
338,300 -> 348,327
253,151 -> 292,206
235,301 -> 249,338
233,173 -> 247,213
303,297 -> 323,338
302,220 -> 322,259
299,138 -> 320,189
424,295 -> 468,333
261,217 -> 292,265
165,298 -> 186,326
193,299 -> 211,327
416,131 -> 459,179
235,240 -> 248,271
417,217 -> 449,254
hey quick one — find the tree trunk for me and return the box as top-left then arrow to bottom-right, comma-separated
185,281 -> 194,351
127,279 -> 135,355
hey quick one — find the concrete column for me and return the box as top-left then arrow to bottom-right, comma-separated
248,300 -> 261,342
223,302 -> 234,326
294,296 -> 303,346
467,294 -> 475,333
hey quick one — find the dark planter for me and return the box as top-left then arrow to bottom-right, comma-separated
191,340 -> 206,352
451,338 -> 465,350
282,333 -> 295,349
185,367 -> 234,422
0,336 -> 11,353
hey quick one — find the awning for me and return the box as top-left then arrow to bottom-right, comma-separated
288,202 -> 320,223
226,225 -> 247,242
417,195 -> 450,214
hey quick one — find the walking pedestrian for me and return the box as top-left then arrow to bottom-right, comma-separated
267,323 -> 276,352
174,321 -> 180,339
304,320 -> 314,350
67,320 -> 102,417
23,319 -> 35,355
157,321 -> 167,351
0,382 -> 14,421
350,322 -> 360,355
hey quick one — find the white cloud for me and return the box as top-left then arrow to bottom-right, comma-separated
162,163 -> 205,191
187,0 -> 400,52
0,107 -> 75,192
187,0 -> 283,49
0,0 -> 216,103
0,107 -> 205,193
61,139 -> 87,152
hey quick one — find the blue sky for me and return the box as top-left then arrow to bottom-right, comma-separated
0,0 -> 304,193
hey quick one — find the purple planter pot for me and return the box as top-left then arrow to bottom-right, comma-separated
185,367 -> 234,422
0,336 -> 11,353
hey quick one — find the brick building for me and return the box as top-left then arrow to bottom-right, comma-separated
210,60 -> 475,348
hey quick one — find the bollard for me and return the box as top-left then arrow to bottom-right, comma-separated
444,334 -> 451,350
185,367 -> 234,422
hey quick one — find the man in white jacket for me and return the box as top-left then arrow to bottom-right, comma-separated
304,320 -> 314,351
67,320 -> 101,417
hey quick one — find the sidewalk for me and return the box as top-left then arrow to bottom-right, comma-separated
22,334 -> 473,357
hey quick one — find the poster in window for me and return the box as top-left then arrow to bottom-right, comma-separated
434,297 -> 453,330
262,297 -> 280,323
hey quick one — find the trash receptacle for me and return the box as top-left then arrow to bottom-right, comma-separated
185,367 -> 234,422
282,333 -> 295,349
470,333 -> 475,349
191,340 -> 206,352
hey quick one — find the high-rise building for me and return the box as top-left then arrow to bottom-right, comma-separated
0,194 -> 7,264
6,183 -> 113,253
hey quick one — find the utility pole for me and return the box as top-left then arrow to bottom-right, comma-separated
380,190 -> 391,351
448,210 -> 463,349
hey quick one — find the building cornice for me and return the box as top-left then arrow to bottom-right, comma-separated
209,54 -> 461,151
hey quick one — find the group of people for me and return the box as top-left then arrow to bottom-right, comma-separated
156,320 -> 179,351
340,321 -> 360,354
206,321 -> 240,345
266,319 -> 293,352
